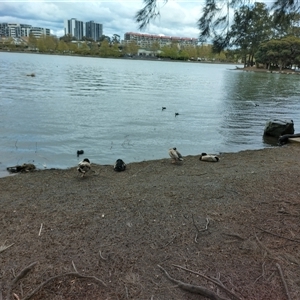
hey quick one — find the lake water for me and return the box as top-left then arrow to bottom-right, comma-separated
1,52 -> 299,176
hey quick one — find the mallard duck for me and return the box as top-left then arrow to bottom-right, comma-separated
168,147 -> 183,163
199,153 -> 219,162
77,158 -> 91,177
114,159 -> 126,172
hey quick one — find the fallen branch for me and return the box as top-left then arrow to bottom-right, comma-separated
256,226 -> 300,244
276,263 -> 291,300
5,261 -> 106,300
172,264 -> 241,300
22,272 -> 107,300
157,265 -> 229,300
6,262 -> 37,300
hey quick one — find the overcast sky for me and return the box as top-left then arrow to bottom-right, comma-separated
0,0 -> 208,39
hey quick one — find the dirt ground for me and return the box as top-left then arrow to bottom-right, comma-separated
1,144 -> 300,300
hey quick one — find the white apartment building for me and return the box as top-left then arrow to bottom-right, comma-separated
123,32 -> 198,49
0,23 -> 50,38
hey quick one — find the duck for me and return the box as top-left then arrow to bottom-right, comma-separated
114,159 -> 126,172
199,153 -> 219,162
77,150 -> 84,157
168,147 -> 183,163
162,107 -> 166,111
77,158 -> 91,177
175,112 -> 179,117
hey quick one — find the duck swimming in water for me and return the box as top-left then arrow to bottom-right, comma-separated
199,153 -> 219,162
168,148 -> 183,163
77,158 -> 91,177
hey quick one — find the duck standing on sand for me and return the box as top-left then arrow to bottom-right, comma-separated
199,153 -> 219,162
77,158 -> 91,177
168,147 -> 183,164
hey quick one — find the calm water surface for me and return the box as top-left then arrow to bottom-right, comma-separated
1,52 -> 299,176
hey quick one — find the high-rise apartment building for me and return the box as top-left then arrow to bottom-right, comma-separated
64,19 -> 103,41
85,20 -> 103,41
64,18 -> 84,40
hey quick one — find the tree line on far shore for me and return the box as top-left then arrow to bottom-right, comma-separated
0,34 -> 235,63
1,2 -> 300,69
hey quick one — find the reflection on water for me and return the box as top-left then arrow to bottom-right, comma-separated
0,52 -> 299,176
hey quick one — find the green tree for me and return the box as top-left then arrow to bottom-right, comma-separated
44,35 -> 57,52
160,44 -> 178,59
57,40 -> 69,53
99,40 -> 111,57
135,0 -> 299,51
229,3 -> 273,66
60,34 -> 74,42
150,41 -> 160,56
110,43 -> 121,57
37,37 -> 47,52
28,33 -> 38,49
67,42 -> 78,53
122,41 -> 139,56
111,34 -> 120,44
255,36 -> 300,69
89,42 -> 99,55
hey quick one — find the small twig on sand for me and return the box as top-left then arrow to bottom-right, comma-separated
157,265 -> 229,300
254,261 -> 266,283
255,234 -> 274,258
72,261 -> 78,273
172,264 -> 241,300
160,235 -> 176,249
99,250 -> 107,261
38,223 -> 43,237
276,263 -> 291,300
223,233 -> 245,241
12,294 -> 20,300
0,242 -> 15,253
192,215 -> 210,243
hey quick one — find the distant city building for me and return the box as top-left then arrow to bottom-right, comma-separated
0,23 -> 50,38
123,32 -> 198,49
29,27 -> 50,38
64,18 -> 103,41
85,20 -> 103,41
64,18 -> 84,40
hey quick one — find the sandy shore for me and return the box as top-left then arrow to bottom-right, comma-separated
1,145 -> 300,299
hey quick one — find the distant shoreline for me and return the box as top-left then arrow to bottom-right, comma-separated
0,49 -> 243,65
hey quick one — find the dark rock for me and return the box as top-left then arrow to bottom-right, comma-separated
264,119 -> 294,138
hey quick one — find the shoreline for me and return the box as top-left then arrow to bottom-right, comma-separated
0,144 -> 287,179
